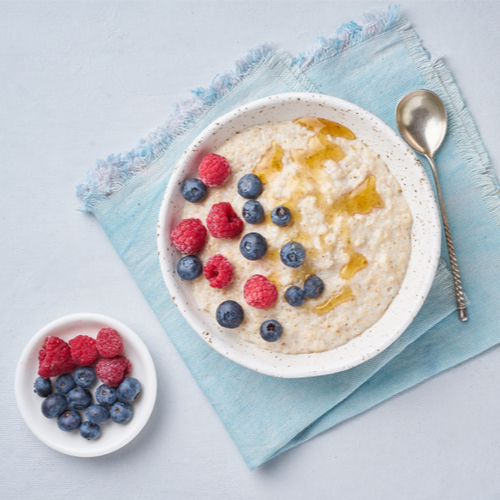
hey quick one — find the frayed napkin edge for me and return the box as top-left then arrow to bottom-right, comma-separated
397,23 -> 500,230
75,5 -> 403,212
75,43 -> 276,211
293,4 -> 401,70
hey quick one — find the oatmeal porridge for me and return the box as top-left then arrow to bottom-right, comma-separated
179,117 -> 412,354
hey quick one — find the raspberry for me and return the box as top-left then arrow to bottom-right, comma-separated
95,356 -> 132,387
38,336 -> 76,378
171,218 -> 207,254
204,254 -> 233,288
198,154 -> 231,187
69,335 -> 99,366
206,202 -> 243,239
243,275 -> 278,309
96,327 -> 124,358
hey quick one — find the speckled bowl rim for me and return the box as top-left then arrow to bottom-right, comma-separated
157,92 -> 441,378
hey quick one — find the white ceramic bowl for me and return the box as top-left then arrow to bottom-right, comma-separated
15,313 -> 157,457
158,93 -> 441,378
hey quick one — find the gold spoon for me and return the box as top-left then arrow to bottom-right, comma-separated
396,89 -> 467,321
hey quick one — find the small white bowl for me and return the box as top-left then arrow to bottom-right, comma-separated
15,313 -> 157,457
158,93 -> 441,378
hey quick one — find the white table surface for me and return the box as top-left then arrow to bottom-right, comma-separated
3,1 -> 500,498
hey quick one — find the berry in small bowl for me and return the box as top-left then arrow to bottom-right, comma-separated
86,404 -> 110,425
95,384 -> 118,407
79,421 -> 101,440
55,374 -> 76,394
57,410 -> 82,432
95,356 -> 131,388
34,377 -> 52,398
116,378 -> 142,404
96,327 -> 124,359
38,336 -> 75,379
110,402 -> 133,424
69,335 -> 99,366
67,387 -> 92,410
41,393 -> 67,419
74,366 -> 97,388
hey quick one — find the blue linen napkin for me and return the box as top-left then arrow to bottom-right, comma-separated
77,6 -> 500,470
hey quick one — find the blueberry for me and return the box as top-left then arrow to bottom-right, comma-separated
260,320 -> 283,342
79,421 -> 101,440
280,242 -> 306,268
240,232 -> 267,260
34,377 -> 52,397
271,206 -> 292,227
304,275 -> 325,298
216,300 -> 244,328
237,174 -> 263,199
55,374 -> 75,394
41,393 -> 67,419
74,366 -> 97,388
67,387 -> 92,410
285,286 -> 306,307
117,378 -> 142,403
86,404 -> 110,425
182,178 -> 207,203
57,410 -> 82,432
242,200 -> 264,224
110,402 -> 133,424
177,255 -> 203,281
95,384 -> 117,406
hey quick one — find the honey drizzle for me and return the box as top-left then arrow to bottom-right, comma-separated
250,117 -> 384,315
293,116 -> 356,168
312,286 -> 354,315
294,116 -> 356,142
338,217 -> 369,280
340,252 -> 368,280
253,140 -> 284,183
267,248 -> 280,263
330,175 -> 384,217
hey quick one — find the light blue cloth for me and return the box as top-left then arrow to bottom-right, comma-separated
77,8 -> 500,469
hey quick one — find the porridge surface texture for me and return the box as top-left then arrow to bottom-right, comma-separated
181,118 -> 413,354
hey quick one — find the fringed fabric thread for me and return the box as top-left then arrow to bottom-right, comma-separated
397,22 -> 500,230
76,44 -> 275,211
77,6 -> 405,212
293,5 -> 401,70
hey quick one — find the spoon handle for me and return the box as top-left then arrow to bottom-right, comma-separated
426,155 -> 468,321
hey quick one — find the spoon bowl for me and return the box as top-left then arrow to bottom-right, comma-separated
396,89 -> 447,158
